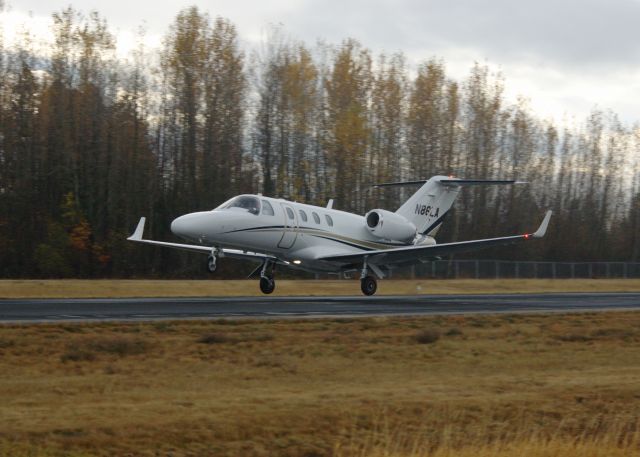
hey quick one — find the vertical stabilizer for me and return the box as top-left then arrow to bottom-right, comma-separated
394,176 -> 460,235
382,177 -> 523,236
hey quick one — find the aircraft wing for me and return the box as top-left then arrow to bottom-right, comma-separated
317,211 -> 552,268
127,217 -> 278,263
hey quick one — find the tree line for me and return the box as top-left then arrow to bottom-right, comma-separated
0,6 -> 639,278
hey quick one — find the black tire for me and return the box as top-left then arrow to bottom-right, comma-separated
259,277 -> 275,294
360,276 -> 377,296
207,255 -> 217,273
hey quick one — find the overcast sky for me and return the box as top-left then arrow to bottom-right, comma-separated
2,0 -> 640,124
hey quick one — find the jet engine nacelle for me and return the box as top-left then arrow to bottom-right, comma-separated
365,209 -> 417,242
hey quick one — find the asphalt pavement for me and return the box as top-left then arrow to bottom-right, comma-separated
1,292 -> 640,323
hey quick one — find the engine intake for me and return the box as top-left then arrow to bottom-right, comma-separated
365,209 -> 416,242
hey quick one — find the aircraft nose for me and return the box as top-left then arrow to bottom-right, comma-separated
170,215 -> 190,238
171,211 -> 221,242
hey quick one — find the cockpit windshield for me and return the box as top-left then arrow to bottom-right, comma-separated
216,196 -> 260,215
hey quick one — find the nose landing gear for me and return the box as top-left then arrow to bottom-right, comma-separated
207,255 -> 217,273
206,249 -> 218,273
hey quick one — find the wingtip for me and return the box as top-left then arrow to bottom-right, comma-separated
127,217 -> 146,241
532,210 -> 552,238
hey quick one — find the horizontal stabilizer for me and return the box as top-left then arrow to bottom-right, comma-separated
372,180 -> 428,188
373,178 -> 527,188
438,179 -> 527,187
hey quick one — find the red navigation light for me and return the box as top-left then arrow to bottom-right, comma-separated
523,233 -> 530,239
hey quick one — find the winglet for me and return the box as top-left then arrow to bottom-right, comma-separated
326,199 -> 334,209
128,217 -> 146,241
532,211 -> 552,238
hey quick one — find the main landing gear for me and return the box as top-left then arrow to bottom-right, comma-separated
260,276 -> 275,294
360,276 -> 377,296
360,257 -> 378,296
259,259 -> 275,294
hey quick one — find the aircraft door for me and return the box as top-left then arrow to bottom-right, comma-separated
278,203 -> 298,249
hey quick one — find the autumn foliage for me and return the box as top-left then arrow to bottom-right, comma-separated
0,6 -> 639,278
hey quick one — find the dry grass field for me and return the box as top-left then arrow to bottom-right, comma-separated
2,278 -> 640,298
1,312 -> 639,456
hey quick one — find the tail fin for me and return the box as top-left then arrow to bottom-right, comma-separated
385,176 -> 525,236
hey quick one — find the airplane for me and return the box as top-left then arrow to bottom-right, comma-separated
128,176 -> 552,295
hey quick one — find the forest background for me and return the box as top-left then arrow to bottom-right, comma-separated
1,6 -> 639,278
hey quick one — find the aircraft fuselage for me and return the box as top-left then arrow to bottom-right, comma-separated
170,195 -> 407,273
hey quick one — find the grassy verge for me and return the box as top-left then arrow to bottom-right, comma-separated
2,278 -> 640,298
1,312 -> 639,456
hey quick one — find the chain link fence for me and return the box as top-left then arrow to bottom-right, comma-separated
392,260 -> 640,279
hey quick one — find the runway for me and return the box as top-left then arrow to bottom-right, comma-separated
1,292 -> 640,323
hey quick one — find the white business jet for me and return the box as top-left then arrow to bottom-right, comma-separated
128,176 -> 552,295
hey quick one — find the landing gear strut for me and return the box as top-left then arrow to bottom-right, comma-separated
259,259 -> 275,294
207,250 -> 218,273
360,257 -> 378,296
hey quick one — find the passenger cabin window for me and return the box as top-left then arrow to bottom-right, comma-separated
325,214 -> 334,226
221,196 -> 260,215
261,200 -> 275,216
299,210 -> 308,222
312,212 -> 320,224
286,207 -> 295,219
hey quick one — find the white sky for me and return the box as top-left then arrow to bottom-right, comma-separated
2,0 -> 640,125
